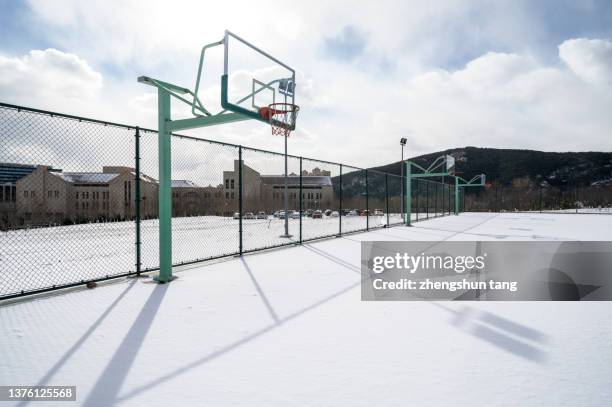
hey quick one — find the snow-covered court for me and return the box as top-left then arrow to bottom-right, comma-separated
1,212 -> 611,406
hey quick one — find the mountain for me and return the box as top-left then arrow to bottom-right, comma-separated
332,147 -> 612,202
370,147 -> 612,187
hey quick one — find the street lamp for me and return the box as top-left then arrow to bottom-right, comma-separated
400,138 -> 407,223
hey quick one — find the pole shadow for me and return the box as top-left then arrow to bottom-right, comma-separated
82,283 -> 169,406
17,280 -> 137,407
432,303 -> 548,363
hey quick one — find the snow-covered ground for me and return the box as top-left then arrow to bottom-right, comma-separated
519,207 -> 612,214
1,212 -> 611,406
1,213 -> 426,297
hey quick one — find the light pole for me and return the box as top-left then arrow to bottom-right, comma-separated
400,138 -> 407,223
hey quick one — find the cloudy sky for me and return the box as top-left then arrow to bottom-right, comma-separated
1,0 -> 611,168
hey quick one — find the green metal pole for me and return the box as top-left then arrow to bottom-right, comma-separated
454,177 -> 459,215
339,164 -> 342,236
415,179 -> 419,222
281,134 -> 290,238
385,173 -> 389,227
135,127 -> 141,276
406,162 -> 411,226
239,146 -> 243,255
434,182 -> 438,217
299,157 -> 302,243
426,182 -> 429,219
365,169 -> 369,231
448,183 -> 451,215
157,89 -> 172,283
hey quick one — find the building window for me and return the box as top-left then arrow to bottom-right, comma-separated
231,192 -> 235,199
55,190 -> 59,198
48,190 -> 52,198
11,186 -> 15,202
24,191 -> 28,198
0,187 -> 3,202
225,192 -> 229,199
231,179 -> 235,189
31,191 -> 36,197
225,179 -> 229,189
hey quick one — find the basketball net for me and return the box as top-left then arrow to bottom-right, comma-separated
260,103 -> 300,137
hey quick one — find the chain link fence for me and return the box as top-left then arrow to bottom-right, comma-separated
461,184 -> 612,214
1,102 -> 456,300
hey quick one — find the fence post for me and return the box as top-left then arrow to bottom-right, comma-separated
575,185 -> 579,214
441,180 -> 445,216
385,173 -> 389,227
299,157 -> 303,243
406,162 -> 411,226
415,179 -> 419,222
539,185 -> 542,213
238,146 -> 243,255
134,127 -> 141,276
434,182 -> 438,217
454,177 -> 459,215
426,181 -> 429,219
365,169 -> 369,230
448,183 -> 451,215
339,164 -> 343,236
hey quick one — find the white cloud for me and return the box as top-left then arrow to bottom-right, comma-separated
0,48 -> 103,109
2,1 -> 611,168
559,38 -> 612,84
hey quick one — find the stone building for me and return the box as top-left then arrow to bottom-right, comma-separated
172,180 -> 224,216
0,163 -> 36,229
16,165 -> 158,225
221,160 -> 334,213
222,160 -> 263,215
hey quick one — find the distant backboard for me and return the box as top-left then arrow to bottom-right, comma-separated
221,31 -> 296,128
445,155 -> 455,174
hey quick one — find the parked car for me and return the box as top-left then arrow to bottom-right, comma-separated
305,209 -> 314,218
373,209 -> 384,216
278,211 -> 286,219
290,210 -> 301,219
348,210 -> 358,216
360,210 -> 370,216
244,212 -> 255,219
324,209 -> 332,216
256,211 -> 267,219
233,212 -> 240,220
330,211 -> 339,217
312,210 -> 323,219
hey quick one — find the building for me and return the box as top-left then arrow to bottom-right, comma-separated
172,180 -> 224,216
6,158 -> 335,228
222,160 -> 333,213
0,163 -> 37,229
16,166 -> 158,225
222,160 -> 263,215
261,172 -> 334,211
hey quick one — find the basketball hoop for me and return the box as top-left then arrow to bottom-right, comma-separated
260,102 -> 299,137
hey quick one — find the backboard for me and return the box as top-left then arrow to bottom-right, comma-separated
221,31 -> 296,128
445,155 -> 455,174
